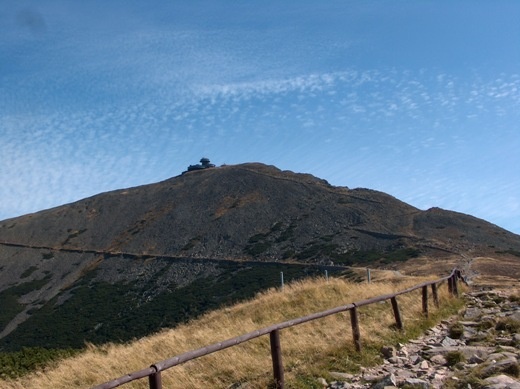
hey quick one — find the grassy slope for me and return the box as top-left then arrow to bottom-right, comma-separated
0,274 -> 464,389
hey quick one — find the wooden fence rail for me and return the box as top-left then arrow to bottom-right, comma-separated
92,269 -> 463,389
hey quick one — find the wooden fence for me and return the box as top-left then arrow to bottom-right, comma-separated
92,269 -> 463,389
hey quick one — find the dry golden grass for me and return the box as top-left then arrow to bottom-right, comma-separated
1,274 -> 462,389
470,256 -> 520,289
394,254 -> 520,290
390,255 -> 462,277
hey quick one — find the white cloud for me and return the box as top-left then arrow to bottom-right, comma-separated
2,29 -> 520,234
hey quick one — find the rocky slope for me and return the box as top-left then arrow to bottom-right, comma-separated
1,163 -> 519,261
1,162 -> 519,351
320,289 -> 520,388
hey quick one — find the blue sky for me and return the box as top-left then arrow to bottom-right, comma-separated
1,1 -> 520,234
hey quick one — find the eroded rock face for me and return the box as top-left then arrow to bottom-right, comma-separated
320,290 -> 520,389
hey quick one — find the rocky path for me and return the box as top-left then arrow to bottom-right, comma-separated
319,289 -> 520,389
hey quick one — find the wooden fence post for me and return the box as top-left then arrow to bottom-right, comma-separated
270,329 -> 284,389
390,297 -> 403,330
148,371 -> 162,389
350,307 -> 361,352
431,283 -> 439,308
452,273 -> 459,297
422,286 -> 428,318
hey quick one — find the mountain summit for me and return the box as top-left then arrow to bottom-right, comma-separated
0,162 -> 519,350
0,163 -> 520,262
1,162 -> 518,260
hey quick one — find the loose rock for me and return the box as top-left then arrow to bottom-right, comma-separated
318,290 -> 520,388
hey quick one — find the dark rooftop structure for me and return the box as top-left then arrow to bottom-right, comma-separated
184,157 -> 216,173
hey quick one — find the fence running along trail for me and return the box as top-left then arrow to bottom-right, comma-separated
92,269 -> 464,389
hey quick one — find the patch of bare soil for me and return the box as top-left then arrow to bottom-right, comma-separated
390,255 -> 461,277
469,255 -> 520,289
374,254 -> 520,290
349,267 -> 406,282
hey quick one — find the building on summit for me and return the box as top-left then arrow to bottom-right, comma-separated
184,157 -> 216,173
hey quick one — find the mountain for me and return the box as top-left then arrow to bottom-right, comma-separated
1,162 -> 519,351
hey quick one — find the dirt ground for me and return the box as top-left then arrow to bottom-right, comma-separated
358,253 -> 520,291
467,256 -> 520,290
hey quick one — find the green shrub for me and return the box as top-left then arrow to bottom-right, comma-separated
275,223 -> 296,243
20,266 -> 38,278
0,276 -> 52,329
446,351 -> 465,367
508,294 -> 520,303
0,347 -> 79,379
477,319 -> 495,331
496,317 -> 520,333
448,322 -> 464,339
443,372 -> 484,389
495,249 -> 520,258
282,250 -> 295,259
248,233 -> 269,244
245,242 -> 272,256
0,261 -> 342,351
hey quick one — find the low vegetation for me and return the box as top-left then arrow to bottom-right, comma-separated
0,261 -> 349,351
0,348 -> 79,379
243,225 -> 421,266
445,350 -> 466,367
0,276 -> 52,330
495,249 -> 520,258
0,274 -> 464,389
